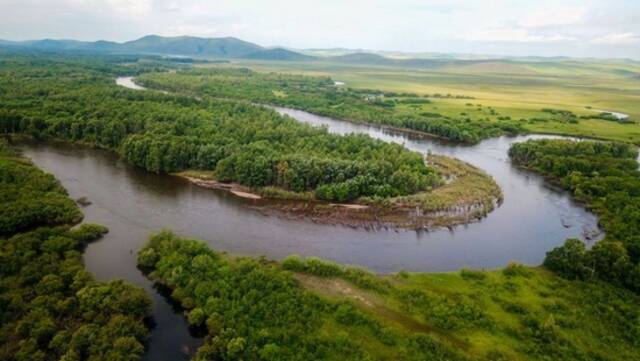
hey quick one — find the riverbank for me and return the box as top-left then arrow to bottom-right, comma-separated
174,154 -> 502,230
0,140 -> 153,360
140,231 -> 640,361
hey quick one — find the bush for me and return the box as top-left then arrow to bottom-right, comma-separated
460,269 -> 487,281
543,239 -> 590,280
502,262 -> 531,278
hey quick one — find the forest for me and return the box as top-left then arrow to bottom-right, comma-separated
0,140 -> 152,360
137,68 -> 525,143
139,231 -> 640,361
139,231 -> 473,361
509,139 -> 640,292
0,53 -> 440,202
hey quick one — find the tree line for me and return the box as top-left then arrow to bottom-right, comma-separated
509,139 -> 640,293
0,139 -> 152,360
137,68 -> 524,143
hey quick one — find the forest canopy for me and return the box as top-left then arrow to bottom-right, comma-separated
509,139 -> 640,293
0,139 -> 152,360
138,231 -> 471,361
138,68 -> 524,143
139,231 -> 640,361
0,54 -> 440,202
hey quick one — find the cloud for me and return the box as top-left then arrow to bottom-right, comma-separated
1,0 -> 639,58
466,28 -> 576,43
163,23 -> 250,38
518,6 -> 587,28
591,32 -> 640,45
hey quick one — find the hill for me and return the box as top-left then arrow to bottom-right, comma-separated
120,35 -> 262,57
326,52 -> 468,68
327,52 -> 391,65
0,35 -> 263,58
242,48 -> 316,61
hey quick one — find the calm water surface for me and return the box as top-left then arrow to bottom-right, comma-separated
16,78 -> 604,359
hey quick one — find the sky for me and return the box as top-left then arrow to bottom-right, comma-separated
1,0 -> 639,58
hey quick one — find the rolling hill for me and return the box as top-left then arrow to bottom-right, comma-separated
242,48 -> 316,61
0,35 -> 494,67
120,35 -> 262,57
0,35 -> 265,58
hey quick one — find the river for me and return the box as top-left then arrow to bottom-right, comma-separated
15,77 -> 602,360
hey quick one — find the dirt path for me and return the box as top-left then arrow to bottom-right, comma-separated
294,273 -> 471,350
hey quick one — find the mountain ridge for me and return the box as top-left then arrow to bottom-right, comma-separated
0,35 -> 267,58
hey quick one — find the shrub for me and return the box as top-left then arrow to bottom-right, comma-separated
460,268 -> 487,281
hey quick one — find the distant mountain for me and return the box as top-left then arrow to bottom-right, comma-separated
22,39 -> 116,51
327,52 -> 391,65
0,37 -> 482,66
0,35 -> 264,58
0,35 -> 319,61
326,52 -> 463,68
120,35 -> 262,57
242,48 -> 316,61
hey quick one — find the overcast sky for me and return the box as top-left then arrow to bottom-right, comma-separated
1,0 -> 639,58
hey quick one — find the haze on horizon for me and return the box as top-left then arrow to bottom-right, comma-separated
1,0 -> 639,59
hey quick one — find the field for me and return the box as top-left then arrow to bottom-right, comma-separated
295,262 -> 640,361
206,59 -> 640,144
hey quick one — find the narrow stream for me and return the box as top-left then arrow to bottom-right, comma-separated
15,77 -> 604,360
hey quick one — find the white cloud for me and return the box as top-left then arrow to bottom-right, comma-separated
61,0 -> 152,18
163,23 -> 249,38
1,0 -> 639,58
591,32 -> 640,45
466,28 -> 576,43
518,6 -> 587,28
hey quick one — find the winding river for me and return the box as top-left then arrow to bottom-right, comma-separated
15,77 -> 602,360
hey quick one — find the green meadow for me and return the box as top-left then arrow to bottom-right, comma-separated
209,58 -> 640,143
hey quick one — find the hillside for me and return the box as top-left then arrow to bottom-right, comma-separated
120,35 -> 262,57
242,47 -> 316,61
0,35 -> 264,58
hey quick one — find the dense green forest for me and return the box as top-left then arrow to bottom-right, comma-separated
139,231 -> 640,361
139,231 -> 472,361
0,140 -> 152,360
137,68 -> 524,143
509,140 -> 640,292
0,144 -> 81,235
0,54 -> 440,202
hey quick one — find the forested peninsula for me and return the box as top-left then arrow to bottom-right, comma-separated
0,140 -> 152,360
0,53 -> 500,229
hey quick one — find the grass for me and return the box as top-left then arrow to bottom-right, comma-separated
209,58 -> 640,144
395,154 -> 502,215
174,156 -> 502,229
287,257 -> 640,361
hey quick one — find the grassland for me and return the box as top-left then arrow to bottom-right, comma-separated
286,256 -> 640,361
205,59 -> 640,144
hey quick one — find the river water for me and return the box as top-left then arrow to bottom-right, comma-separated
15,77 -> 602,360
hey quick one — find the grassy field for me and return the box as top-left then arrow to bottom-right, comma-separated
289,257 -> 640,361
203,59 -> 640,143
